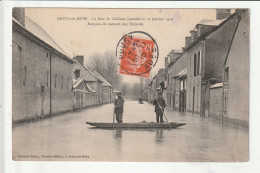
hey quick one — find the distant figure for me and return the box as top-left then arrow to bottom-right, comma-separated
114,92 -> 124,123
160,81 -> 165,91
153,93 -> 166,123
138,96 -> 143,104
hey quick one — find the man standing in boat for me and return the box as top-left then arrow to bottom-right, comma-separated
114,92 -> 124,123
153,92 -> 166,123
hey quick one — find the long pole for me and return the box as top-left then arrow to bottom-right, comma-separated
112,110 -> 115,129
156,100 -> 171,128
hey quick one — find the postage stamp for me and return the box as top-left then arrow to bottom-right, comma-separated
116,31 -> 159,78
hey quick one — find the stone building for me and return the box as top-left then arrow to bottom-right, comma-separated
73,56 -> 103,106
92,70 -> 113,104
72,77 -> 97,110
12,8 -> 74,123
141,9 -> 249,128
185,9 -> 238,117
166,52 -> 188,112
222,9 -> 249,127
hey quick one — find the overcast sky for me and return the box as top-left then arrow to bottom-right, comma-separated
25,8 -> 224,83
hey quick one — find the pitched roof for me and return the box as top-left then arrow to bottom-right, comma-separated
72,77 -> 97,93
173,68 -> 187,79
184,11 -> 237,53
167,11 -> 238,69
85,84 -> 97,93
196,19 -> 225,26
13,17 -> 74,64
167,49 -> 182,56
73,59 -> 100,82
73,77 -> 84,88
24,16 -> 69,57
92,70 -> 112,87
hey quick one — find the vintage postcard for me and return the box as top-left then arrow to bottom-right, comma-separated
11,8 -> 249,162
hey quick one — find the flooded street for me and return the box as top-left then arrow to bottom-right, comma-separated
13,100 -> 248,162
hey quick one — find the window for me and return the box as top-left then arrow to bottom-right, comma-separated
197,85 -> 200,109
180,80 -> 183,91
67,77 -> 69,89
180,79 -> 187,91
183,79 -> 187,90
74,70 -> 80,79
194,53 -> 197,76
61,76 -> 63,89
224,67 -> 229,82
197,51 -> 201,75
23,66 -> 27,86
55,75 -> 57,88
46,71 -> 49,86
194,51 -> 201,76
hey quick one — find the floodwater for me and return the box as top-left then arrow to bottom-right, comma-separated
12,100 -> 249,162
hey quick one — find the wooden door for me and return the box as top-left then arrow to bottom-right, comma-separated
41,86 -> 45,116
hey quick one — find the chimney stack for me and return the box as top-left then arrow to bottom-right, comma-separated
12,8 -> 25,26
190,30 -> 197,43
185,36 -> 191,47
216,9 -> 231,20
165,57 -> 169,68
74,55 -> 84,65
197,25 -> 215,37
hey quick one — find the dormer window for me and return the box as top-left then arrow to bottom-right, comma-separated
74,69 -> 80,79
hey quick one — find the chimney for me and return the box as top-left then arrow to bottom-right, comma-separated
74,55 -> 84,65
197,25 -> 215,37
12,8 -> 25,26
165,57 -> 169,68
216,9 -> 231,20
190,30 -> 197,42
185,36 -> 191,47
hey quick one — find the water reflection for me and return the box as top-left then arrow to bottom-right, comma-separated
155,129 -> 164,144
115,129 -> 123,138
113,129 -> 123,153
12,101 -> 249,161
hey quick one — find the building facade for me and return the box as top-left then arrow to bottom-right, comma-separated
92,70 -> 113,104
142,9 -> 249,128
73,56 -> 102,106
72,78 -> 97,110
222,9 -> 249,127
12,8 -> 74,123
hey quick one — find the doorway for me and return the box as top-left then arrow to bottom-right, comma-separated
41,86 -> 45,116
192,86 -> 195,115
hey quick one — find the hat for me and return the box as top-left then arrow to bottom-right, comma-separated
117,92 -> 122,95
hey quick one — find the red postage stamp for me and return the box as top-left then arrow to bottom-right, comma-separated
116,31 -> 159,78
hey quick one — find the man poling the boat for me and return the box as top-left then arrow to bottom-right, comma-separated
114,92 -> 124,123
153,92 -> 166,123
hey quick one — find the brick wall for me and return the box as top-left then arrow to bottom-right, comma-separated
209,86 -> 223,121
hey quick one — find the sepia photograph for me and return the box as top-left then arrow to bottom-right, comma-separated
11,7 -> 249,162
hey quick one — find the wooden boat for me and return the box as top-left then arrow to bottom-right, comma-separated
86,121 -> 186,129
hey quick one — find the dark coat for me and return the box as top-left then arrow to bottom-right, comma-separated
114,96 -> 124,114
153,98 -> 166,114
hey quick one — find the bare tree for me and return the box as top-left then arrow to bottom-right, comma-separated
88,51 -> 122,87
